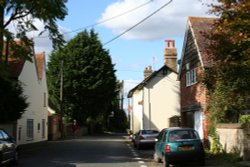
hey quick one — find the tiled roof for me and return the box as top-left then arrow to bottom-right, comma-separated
7,58 -> 26,78
35,52 -> 45,80
2,41 -> 26,78
189,16 -> 218,67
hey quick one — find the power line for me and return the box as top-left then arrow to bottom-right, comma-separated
103,0 -> 173,46
34,0 -> 153,39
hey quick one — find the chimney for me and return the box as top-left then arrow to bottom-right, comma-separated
164,40 -> 177,71
144,66 -> 153,79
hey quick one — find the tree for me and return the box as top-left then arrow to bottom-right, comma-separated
109,109 -> 128,132
0,0 -> 68,76
0,77 -> 29,123
0,0 -> 67,123
203,0 -> 250,123
47,29 -> 117,127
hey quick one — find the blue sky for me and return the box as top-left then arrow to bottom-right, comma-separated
23,0 -> 216,109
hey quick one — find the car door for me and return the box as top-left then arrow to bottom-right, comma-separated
155,130 -> 166,159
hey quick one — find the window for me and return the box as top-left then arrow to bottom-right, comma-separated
27,119 -> 34,139
186,68 -> 197,86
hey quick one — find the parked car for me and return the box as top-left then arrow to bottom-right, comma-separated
132,130 -> 159,149
0,128 -> 18,165
154,127 -> 205,167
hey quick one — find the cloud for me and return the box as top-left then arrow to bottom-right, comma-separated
98,0 -> 215,40
122,79 -> 140,111
7,18 -> 71,60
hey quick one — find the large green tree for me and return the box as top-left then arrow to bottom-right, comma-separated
203,0 -> 250,123
47,29 -> 117,126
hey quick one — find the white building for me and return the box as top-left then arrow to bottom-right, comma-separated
8,51 -> 48,145
128,40 -> 180,133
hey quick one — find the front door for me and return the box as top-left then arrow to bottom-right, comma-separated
194,111 -> 203,139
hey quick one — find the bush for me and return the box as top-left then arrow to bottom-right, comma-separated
239,115 -> 250,125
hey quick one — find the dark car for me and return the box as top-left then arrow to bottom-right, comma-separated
132,129 -> 159,149
154,127 -> 205,167
0,128 -> 18,165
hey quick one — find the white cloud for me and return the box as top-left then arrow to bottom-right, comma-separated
122,79 -> 140,111
98,0 -> 215,40
7,18 -> 71,61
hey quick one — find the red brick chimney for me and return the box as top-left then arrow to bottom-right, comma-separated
164,40 -> 177,71
144,65 -> 153,79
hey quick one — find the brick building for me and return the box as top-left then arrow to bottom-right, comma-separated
178,17 -> 216,144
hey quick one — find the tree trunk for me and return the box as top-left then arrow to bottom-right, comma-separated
0,3 -> 4,63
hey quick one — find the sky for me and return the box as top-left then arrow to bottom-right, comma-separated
20,0 -> 216,111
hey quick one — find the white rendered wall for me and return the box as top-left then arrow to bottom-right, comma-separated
17,58 -> 48,145
144,71 -> 180,131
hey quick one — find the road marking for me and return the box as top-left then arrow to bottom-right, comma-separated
138,161 -> 145,164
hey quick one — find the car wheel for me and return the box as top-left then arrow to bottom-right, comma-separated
136,143 -> 141,150
12,150 -> 18,165
153,152 -> 161,163
162,155 -> 170,167
0,153 -> 2,167
133,141 -> 136,148
199,158 -> 205,166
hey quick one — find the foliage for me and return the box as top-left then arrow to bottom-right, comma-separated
0,77 -> 28,123
0,0 -> 68,77
209,132 -> 223,155
203,0 -> 250,124
109,109 -> 128,132
239,115 -> 250,124
47,29 -> 117,127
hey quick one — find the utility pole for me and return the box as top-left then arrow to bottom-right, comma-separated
120,80 -> 124,110
60,59 -> 64,138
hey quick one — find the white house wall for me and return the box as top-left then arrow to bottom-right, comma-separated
17,58 -> 48,145
144,71 -> 180,131
131,89 -> 143,133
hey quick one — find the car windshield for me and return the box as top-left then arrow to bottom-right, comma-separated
168,129 -> 199,142
141,130 -> 158,135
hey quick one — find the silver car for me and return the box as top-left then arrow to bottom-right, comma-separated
132,130 -> 159,149
0,128 -> 18,165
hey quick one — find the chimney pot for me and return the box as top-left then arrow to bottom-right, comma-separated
164,40 -> 177,71
144,65 -> 153,79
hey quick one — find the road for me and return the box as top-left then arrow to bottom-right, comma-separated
16,134 -> 152,167
12,133 -> 242,167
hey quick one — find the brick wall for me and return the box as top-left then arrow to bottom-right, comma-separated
180,65 -> 210,141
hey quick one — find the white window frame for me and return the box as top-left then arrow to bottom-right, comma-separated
186,68 -> 197,86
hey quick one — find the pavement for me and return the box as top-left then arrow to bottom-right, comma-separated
238,161 -> 250,167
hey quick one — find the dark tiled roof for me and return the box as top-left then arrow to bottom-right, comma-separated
35,52 -> 45,80
2,40 -> 32,78
7,58 -> 26,78
189,16 -> 218,67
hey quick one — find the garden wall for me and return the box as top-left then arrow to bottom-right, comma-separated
216,123 -> 250,161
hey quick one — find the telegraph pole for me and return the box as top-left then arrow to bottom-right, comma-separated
60,59 -> 64,138
120,80 -> 124,110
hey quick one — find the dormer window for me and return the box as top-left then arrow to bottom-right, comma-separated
186,68 -> 197,86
